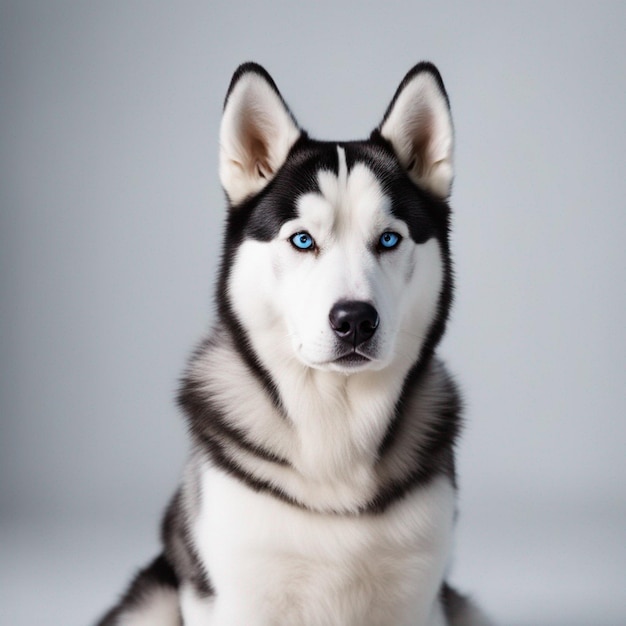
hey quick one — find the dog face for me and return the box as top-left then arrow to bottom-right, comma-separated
219,64 -> 454,375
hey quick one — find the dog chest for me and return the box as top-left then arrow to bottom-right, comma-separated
191,465 -> 455,625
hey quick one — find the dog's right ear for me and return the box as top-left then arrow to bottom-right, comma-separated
220,63 -> 301,206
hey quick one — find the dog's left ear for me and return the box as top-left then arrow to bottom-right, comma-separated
220,63 -> 301,206
377,63 -> 454,200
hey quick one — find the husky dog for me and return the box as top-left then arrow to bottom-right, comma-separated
97,62 -> 490,626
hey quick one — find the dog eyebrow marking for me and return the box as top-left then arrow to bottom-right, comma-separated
295,147 -> 349,237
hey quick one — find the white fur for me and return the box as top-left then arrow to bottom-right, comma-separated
228,148 -> 443,376
191,467 -> 455,626
215,150 -> 446,513
380,72 -> 454,199
193,340 -> 457,516
181,148 -> 458,622
180,583 -> 214,626
102,63 -> 489,626
219,72 -> 300,205
117,587 -> 181,626
180,148 -> 458,624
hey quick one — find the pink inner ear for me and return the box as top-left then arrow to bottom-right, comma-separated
406,109 -> 435,178
220,71 -> 301,205
239,116 -> 270,175
379,73 -> 453,199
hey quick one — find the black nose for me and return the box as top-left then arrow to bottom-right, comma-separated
329,301 -> 379,347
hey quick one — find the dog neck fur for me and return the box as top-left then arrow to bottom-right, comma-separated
191,63 -> 454,512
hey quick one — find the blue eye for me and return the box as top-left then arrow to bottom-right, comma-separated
291,232 -> 315,251
379,231 -> 401,250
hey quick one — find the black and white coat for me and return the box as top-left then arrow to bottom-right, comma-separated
98,62 -> 491,626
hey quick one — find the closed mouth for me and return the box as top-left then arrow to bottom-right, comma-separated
333,352 -> 372,366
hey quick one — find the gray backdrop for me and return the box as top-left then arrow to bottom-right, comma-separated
1,2 -> 624,625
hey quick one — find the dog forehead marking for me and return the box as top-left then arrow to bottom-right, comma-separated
296,146 -> 389,237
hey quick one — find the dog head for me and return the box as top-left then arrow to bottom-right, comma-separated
218,63 -> 454,376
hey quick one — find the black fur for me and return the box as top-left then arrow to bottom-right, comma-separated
372,364 -> 462,513
379,61 -> 451,128
196,63 -> 459,516
178,362 -> 291,468
441,583 -> 480,624
96,555 -> 179,626
161,489 -> 213,598
224,61 -> 299,126
177,344 -> 462,516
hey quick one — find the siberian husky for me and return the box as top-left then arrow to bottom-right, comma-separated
97,62 -> 491,626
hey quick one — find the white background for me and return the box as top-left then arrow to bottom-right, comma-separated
1,2 -> 625,624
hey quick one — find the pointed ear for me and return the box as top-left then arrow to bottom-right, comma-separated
219,63 -> 301,206
378,63 -> 454,199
